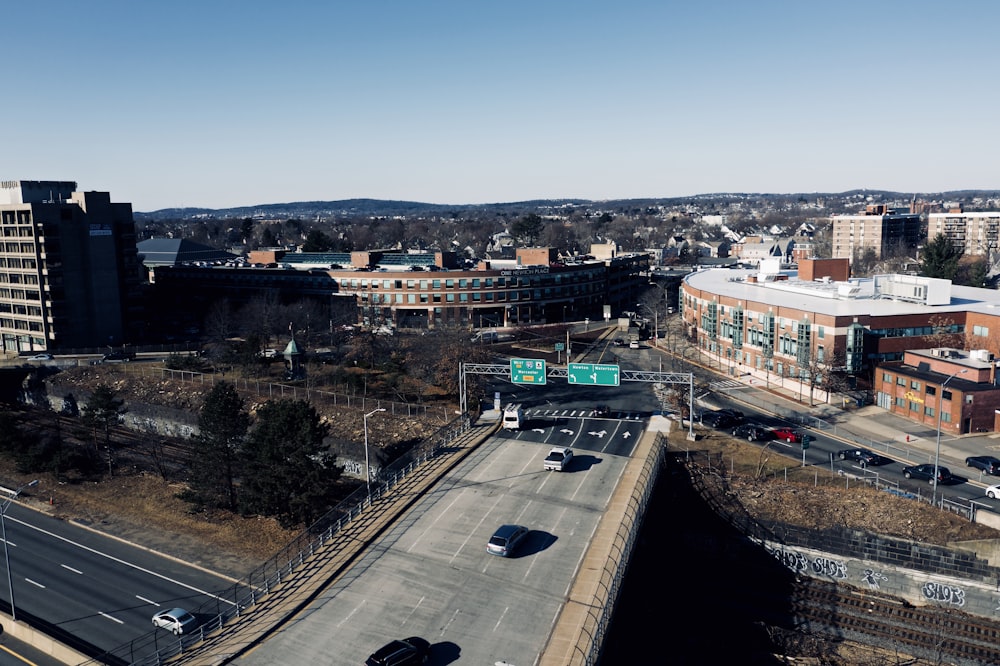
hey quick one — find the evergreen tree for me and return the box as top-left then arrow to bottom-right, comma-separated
189,382 -> 249,511
82,384 -> 126,477
920,233 -> 963,280
239,399 -> 340,527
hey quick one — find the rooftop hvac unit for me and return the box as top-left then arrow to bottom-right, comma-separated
971,349 -> 994,362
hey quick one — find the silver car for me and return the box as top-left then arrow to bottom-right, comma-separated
486,524 -> 529,557
152,607 -> 198,635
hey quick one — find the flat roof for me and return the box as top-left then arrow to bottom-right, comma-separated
683,268 -> 1000,318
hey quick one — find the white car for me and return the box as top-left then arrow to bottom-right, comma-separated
26,353 -> 53,361
628,340 -> 640,349
544,447 -> 574,472
152,607 -> 198,635
986,484 -> 1000,500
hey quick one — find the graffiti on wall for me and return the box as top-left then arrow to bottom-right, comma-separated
922,581 -> 966,607
765,545 -> 847,580
862,569 -> 888,590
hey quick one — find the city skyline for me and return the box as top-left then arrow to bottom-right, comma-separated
6,1 -> 1000,212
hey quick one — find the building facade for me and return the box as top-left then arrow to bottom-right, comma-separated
153,245 -> 650,332
679,258 -> 1000,410
0,180 -> 142,352
927,211 -> 1000,257
831,206 -> 922,262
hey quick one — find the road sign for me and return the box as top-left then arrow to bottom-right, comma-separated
567,362 -> 620,386
510,358 -> 547,385
554,343 -> 565,351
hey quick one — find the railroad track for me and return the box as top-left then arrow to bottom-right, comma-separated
784,578 -> 1000,665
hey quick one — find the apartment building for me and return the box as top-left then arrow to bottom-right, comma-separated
830,205 -> 922,262
927,211 -> 1000,257
0,180 -> 143,353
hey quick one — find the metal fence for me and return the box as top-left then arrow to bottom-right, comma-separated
83,415 -> 475,666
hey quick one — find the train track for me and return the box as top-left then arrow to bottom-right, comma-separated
782,578 -> 1000,665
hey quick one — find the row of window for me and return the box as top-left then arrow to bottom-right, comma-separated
0,257 -> 38,269
891,397 -> 952,422
0,303 -> 43,317
339,273 -> 600,290
0,319 -> 42,332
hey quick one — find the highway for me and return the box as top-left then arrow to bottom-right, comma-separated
0,502 -> 241,656
237,418 -> 636,665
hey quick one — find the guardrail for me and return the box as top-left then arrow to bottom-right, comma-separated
83,415 -> 475,666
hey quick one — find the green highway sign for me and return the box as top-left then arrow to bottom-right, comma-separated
567,362 -> 620,387
510,358 -> 547,385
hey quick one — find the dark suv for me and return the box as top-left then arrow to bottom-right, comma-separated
365,637 -> 430,666
732,423 -> 772,442
966,456 -> 1000,475
901,464 -> 952,484
701,409 -> 744,429
838,448 -> 890,466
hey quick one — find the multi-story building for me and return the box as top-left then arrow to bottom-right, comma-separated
874,348 -> 1000,435
927,211 -> 1000,257
830,205 -> 922,262
679,257 -> 1000,426
152,244 -> 650,332
0,180 -> 143,353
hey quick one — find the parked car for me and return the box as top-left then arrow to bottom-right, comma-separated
25,353 -> 53,361
901,464 -> 952,484
151,608 -> 198,635
732,423 -> 773,442
593,404 -> 611,418
838,448 -> 890,466
628,340 -> 640,349
102,350 -> 133,362
770,427 -> 802,443
701,409 -> 745,429
487,524 -> 529,557
365,636 -> 431,666
966,456 -> 1000,475
544,447 -> 574,472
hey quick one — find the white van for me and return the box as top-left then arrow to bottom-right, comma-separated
502,403 -> 524,430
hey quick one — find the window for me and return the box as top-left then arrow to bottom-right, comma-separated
910,380 -> 920,391
926,386 -> 936,396
896,377 -> 905,386
909,401 -> 920,412
974,324 -> 990,337
925,406 -> 935,417
942,412 -> 952,423
817,326 -> 825,339
942,389 -> 952,401
882,372 -> 892,383
895,397 -> 905,407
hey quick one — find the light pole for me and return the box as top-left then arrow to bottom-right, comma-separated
2,479 -> 38,622
933,369 -> 967,505
363,408 -> 386,502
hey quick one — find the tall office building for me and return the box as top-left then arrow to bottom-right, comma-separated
830,205 -> 922,262
0,180 -> 143,352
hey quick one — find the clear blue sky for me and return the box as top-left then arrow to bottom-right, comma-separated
6,1 -> 999,212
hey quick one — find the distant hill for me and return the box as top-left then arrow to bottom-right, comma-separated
134,190 -> 1000,222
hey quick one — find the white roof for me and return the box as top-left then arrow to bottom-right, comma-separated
683,268 -> 1000,318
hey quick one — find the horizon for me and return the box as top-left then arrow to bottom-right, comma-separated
8,2 -> 1000,212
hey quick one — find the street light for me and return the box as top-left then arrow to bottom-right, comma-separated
2,479 -> 38,622
363,408 -> 386,502
933,369 -> 967,505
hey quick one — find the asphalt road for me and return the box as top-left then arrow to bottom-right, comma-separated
237,419 -> 634,666
0,503 -> 242,655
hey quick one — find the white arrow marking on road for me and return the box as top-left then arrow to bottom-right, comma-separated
622,431 -> 632,438
560,428 -> 575,435
532,428 -> 544,433
588,430 -> 608,438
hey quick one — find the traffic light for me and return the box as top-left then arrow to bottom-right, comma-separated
801,434 -> 812,450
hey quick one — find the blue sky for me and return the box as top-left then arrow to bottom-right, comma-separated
6,1 -> 999,211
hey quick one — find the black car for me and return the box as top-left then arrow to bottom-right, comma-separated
966,456 -> 1000,475
732,423 -> 772,442
838,448 -> 890,466
594,404 -> 611,418
901,463 -> 952,484
701,409 -> 745,429
365,636 -> 430,666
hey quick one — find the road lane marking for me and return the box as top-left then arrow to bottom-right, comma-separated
8,515 -> 237,606
493,606 -> 509,631
137,595 -> 159,606
61,564 -> 83,575
99,611 -> 124,624
0,642 -> 40,666
24,578 -> 45,589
